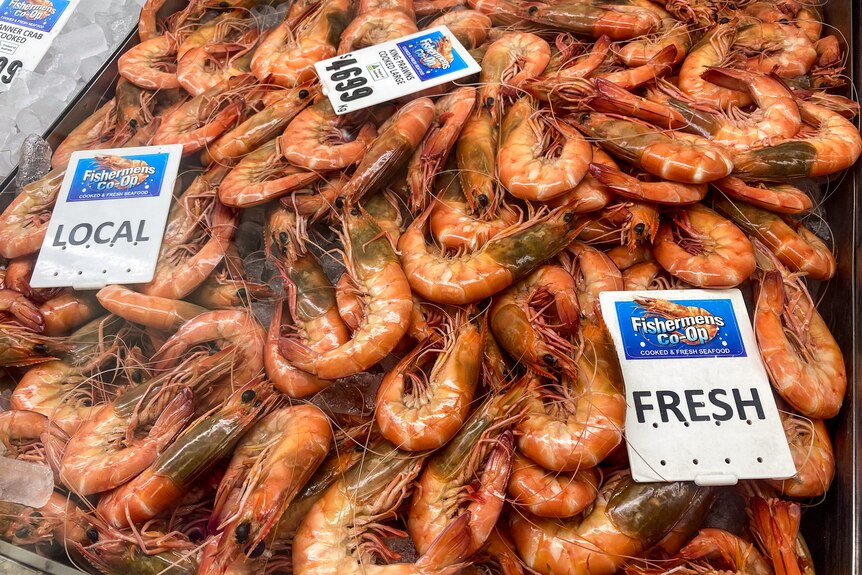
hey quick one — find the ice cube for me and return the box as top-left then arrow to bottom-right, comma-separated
43,74 -> 79,102
80,56 -> 105,81
107,14 -> 138,46
76,0 -> 103,21
29,94 -> 66,121
15,109 -> 43,136
53,24 -> 109,61
2,71 -> 37,109
16,135 -> 52,188
0,457 -> 53,508
3,132 -> 28,167
0,152 -> 14,179
42,49 -> 83,79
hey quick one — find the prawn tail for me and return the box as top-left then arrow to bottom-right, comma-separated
417,511 -> 473,571
589,163 -> 637,196
677,529 -> 723,560
149,387 -> 195,447
749,496 -> 804,575
277,336 -> 315,372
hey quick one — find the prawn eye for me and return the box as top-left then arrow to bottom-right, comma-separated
543,353 -> 557,365
350,207 -> 361,216
248,541 -> 266,558
129,119 -> 138,129
220,1 -> 229,7
563,212 -> 574,223
485,96 -> 494,108
299,89 -> 310,99
82,399 -> 92,407
86,527 -> 99,543
634,223 -> 646,235
778,18 -> 789,24
235,521 -> 251,544
477,194 -> 489,207
719,17 -> 729,23
335,197 -> 345,209
15,527 -> 29,539
528,5 -> 538,15
236,288 -> 247,300
33,344 -> 48,354
241,390 -> 256,404
131,369 -> 143,383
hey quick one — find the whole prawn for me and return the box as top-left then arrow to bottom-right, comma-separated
199,405 -> 331,574
510,474 -> 715,575
516,322 -> 626,471
292,441 -> 470,575
408,382 -> 528,556
280,206 -> 413,379
376,315 -> 483,451
96,379 -> 275,528
399,206 -> 582,305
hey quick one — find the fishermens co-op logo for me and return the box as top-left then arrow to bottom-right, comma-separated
1,0 -> 68,31
67,153 -> 169,202
615,296 -> 747,360
397,31 -> 469,81
10,0 -> 55,19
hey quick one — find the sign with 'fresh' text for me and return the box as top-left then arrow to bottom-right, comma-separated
599,289 -> 795,486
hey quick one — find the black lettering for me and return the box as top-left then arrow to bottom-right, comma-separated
68,223 -> 92,246
733,388 -> 765,421
632,391 -> 653,424
656,390 -> 686,423
134,221 -> 149,242
684,389 -> 710,422
113,221 -> 133,242
709,389 -> 734,421
52,224 -> 66,247
93,222 -> 114,244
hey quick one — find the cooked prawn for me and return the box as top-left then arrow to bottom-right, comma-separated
376,316 -> 482,451
653,203 -> 756,288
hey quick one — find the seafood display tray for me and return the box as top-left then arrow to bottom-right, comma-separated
0,1 -> 859,574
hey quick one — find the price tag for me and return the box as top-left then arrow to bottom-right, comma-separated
314,25 -> 480,115
599,289 -> 795,486
30,145 -> 183,290
0,0 -> 79,92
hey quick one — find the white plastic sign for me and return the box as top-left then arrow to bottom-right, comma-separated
599,289 -> 795,486
314,26 -> 480,115
0,0 -> 79,91
30,145 -> 183,290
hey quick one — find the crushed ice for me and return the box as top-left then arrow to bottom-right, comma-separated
0,0 -> 147,180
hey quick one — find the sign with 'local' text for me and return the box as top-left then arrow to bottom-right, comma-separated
314,26 -> 480,115
0,0 -> 79,91
30,145 -> 183,290
599,289 -> 795,486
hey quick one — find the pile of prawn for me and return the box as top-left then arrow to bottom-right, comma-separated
0,0 -> 855,573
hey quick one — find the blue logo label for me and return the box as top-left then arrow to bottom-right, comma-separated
615,297 -> 746,360
396,31 -> 469,82
67,153 -> 168,202
0,0 -> 70,32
